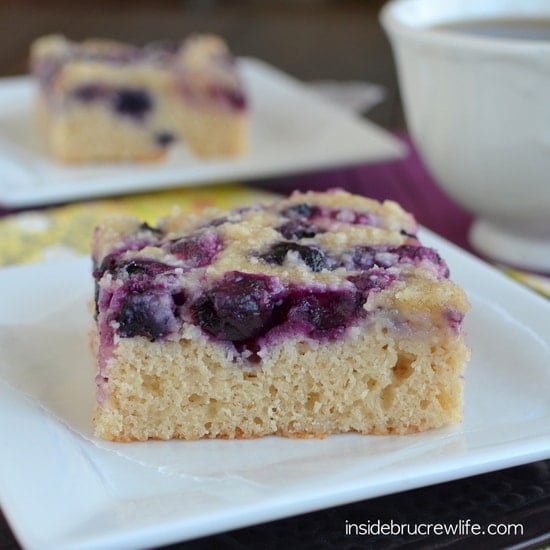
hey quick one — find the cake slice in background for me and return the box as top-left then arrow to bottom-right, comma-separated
91,190 -> 470,441
30,34 -> 249,162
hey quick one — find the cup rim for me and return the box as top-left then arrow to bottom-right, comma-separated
380,0 -> 550,52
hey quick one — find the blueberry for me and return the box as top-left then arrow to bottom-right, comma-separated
122,260 -> 147,277
261,242 -> 328,272
391,245 -> 449,277
192,272 -> 276,342
93,234 -> 162,279
172,291 -> 186,306
393,245 -> 431,262
168,232 -> 223,267
123,258 -> 172,277
276,220 -> 320,240
155,131 -> 175,147
94,256 -> 173,282
118,291 -> 177,340
94,253 -> 120,280
106,258 -> 171,278
114,89 -> 152,119
348,246 -> 377,270
287,290 -> 363,334
281,203 -> 316,219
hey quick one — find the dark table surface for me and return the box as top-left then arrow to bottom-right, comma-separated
0,1 -> 548,549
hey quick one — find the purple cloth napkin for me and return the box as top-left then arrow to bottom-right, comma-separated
256,134 -> 474,253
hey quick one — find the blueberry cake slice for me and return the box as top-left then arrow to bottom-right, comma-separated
91,190 -> 469,441
31,34 -> 248,162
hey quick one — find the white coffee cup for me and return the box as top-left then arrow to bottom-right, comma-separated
381,0 -> 550,272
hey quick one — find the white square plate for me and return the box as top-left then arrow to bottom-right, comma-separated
0,59 -> 404,208
1,229 -> 549,550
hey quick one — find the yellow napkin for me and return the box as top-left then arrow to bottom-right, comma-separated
497,265 -> 550,299
0,185 -> 278,267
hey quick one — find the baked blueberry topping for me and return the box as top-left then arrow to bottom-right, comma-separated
284,289 -> 364,336
94,258 -> 175,315
345,246 -> 377,270
92,226 -> 162,277
276,219 -> 320,240
191,274 -> 366,348
118,291 -> 178,340
281,203 -> 376,226
192,272 -> 278,342
332,209 -> 375,225
394,245 -> 449,276
341,244 -> 449,277
168,231 -> 223,267
155,131 -> 175,147
95,257 -> 173,280
261,242 -> 328,272
281,203 -> 316,219
114,89 -> 152,119
124,258 -> 172,278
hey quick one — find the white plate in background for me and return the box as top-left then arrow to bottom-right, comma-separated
0,59 -> 404,208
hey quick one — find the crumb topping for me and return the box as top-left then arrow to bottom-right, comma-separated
92,191 -> 467,370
